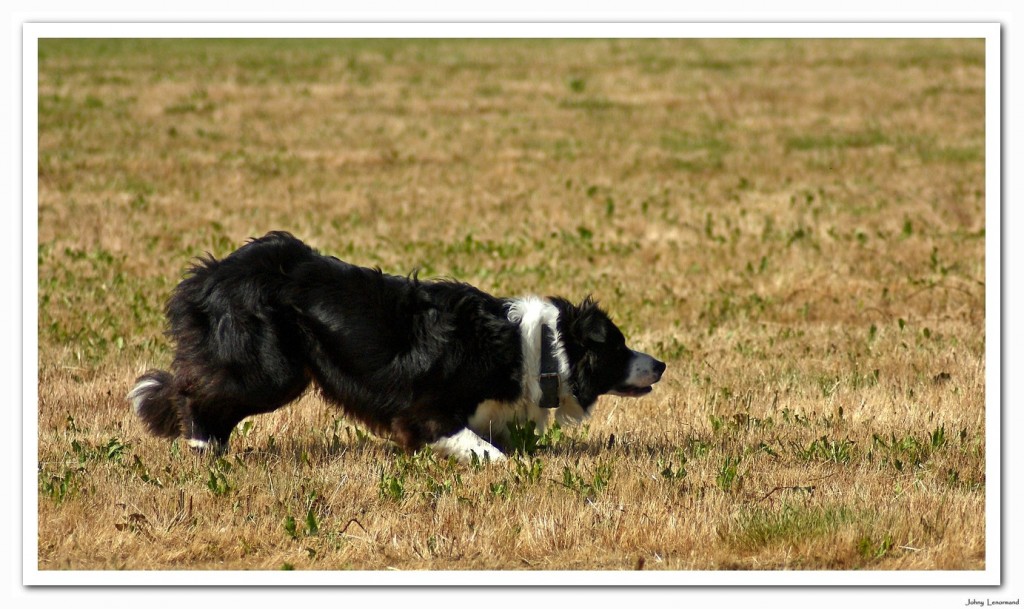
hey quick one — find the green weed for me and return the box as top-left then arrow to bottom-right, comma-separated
717,455 -> 741,493
658,449 -> 688,480
378,469 -> 406,502
40,466 -> 83,505
857,533 -> 896,560
206,458 -> 233,496
560,460 -> 614,497
869,426 -> 952,471
505,420 -> 564,457
794,436 -> 855,464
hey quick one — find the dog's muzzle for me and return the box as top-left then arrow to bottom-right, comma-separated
610,351 -> 666,397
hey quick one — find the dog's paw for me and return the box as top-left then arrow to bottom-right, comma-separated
430,428 -> 507,464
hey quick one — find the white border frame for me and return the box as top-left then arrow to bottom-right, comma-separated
21,22 -> 1001,587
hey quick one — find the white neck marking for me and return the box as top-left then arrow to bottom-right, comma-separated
506,296 -> 571,404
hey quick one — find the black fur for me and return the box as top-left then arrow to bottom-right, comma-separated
130,231 -> 663,453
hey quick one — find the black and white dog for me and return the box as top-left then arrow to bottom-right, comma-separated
129,231 -> 665,462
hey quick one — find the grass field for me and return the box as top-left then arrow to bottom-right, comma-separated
35,38 -> 986,571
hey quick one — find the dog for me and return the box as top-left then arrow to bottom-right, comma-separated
129,231 -> 665,462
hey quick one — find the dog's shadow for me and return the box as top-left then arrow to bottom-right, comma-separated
212,426 -> 692,468
500,431 -> 694,463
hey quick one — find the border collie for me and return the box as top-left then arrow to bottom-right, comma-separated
129,231 -> 665,462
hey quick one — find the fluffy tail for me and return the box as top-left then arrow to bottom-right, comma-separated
128,370 -> 182,438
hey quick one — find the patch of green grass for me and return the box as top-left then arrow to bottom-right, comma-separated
558,96 -> 631,112
785,129 -> 890,151
39,242 -> 172,363
868,426 -> 954,472
729,503 -> 860,549
377,449 -> 468,504
219,148 -> 307,180
659,131 -> 731,156
691,57 -> 750,71
661,155 -> 726,173
38,93 -> 105,130
917,145 -> 983,164
164,88 -> 216,115
551,137 -> 580,161
635,54 -> 677,74
698,288 -> 773,335
566,75 -> 587,93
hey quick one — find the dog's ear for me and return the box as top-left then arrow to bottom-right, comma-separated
550,295 -> 608,344
577,295 -> 599,313
577,296 -> 607,344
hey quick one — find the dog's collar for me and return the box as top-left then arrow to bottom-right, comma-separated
506,296 -> 572,409
538,324 -> 561,409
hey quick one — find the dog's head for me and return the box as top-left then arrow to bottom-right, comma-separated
551,297 -> 666,409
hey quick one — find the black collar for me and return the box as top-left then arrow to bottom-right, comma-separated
539,324 -> 561,409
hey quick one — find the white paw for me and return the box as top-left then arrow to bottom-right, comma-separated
430,428 -> 507,464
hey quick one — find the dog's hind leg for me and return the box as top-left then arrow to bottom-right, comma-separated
173,365 -> 311,454
178,397 -> 233,454
429,428 -> 507,464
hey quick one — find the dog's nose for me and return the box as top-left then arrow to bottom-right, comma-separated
653,359 -> 666,377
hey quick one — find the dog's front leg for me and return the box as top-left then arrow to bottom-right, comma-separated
429,428 -> 507,464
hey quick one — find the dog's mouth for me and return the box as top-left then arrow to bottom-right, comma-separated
609,384 -> 654,398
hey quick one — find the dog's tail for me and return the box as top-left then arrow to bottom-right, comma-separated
128,370 -> 182,438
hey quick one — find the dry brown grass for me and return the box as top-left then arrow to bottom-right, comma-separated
36,38 -> 986,571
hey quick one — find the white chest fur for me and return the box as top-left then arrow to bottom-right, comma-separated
466,296 -> 589,443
